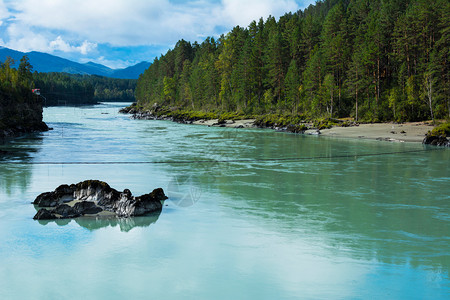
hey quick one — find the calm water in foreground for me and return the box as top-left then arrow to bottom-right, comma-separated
0,103 -> 448,299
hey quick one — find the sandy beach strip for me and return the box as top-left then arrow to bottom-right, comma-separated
193,118 -> 434,143
317,122 -> 433,143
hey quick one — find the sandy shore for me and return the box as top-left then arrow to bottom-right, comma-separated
192,118 -> 433,143
318,122 -> 433,143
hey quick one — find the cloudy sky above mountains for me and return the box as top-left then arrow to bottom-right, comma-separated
0,0 -> 314,68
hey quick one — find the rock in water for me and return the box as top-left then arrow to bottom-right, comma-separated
422,135 -> 450,147
34,208 -> 57,220
73,201 -> 103,215
34,192 -> 59,207
52,204 -> 80,218
33,180 -> 168,220
114,189 -> 167,217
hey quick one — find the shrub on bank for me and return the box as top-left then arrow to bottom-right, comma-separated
429,121 -> 450,137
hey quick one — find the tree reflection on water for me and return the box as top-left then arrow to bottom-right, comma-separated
0,134 -> 43,194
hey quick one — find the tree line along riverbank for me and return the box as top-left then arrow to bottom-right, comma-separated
120,102 -> 449,146
0,55 -> 137,138
135,0 -> 449,124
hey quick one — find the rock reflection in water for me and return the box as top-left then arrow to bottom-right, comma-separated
37,211 -> 162,232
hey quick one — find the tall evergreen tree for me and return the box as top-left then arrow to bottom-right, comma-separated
133,0 -> 449,121
285,60 -> 300,113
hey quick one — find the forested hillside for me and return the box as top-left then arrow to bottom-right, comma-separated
33,73 -> 136,105
136,0 -> 449,122
90,76 -> 136,102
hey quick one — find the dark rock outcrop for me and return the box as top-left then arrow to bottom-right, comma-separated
73,201 -> 103,215
114,189 -> 166,217
34,208 -> 58,220
34,192 -> 59,207
422,135 -> 450,147
0,89 -> 49,139
286,124 -> 308,133
33,180 -> 168,220
53,204 -> 80,218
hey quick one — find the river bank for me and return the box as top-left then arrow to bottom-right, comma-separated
193,119 -> 435,143
318,122 -> 434,143
119,104 -> 443,144
0,97 -> 48,140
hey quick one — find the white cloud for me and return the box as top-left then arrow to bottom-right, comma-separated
3,23 -> 50,52
78,40 -> 97,55
4,0 -> 303,46
79,56 -> 130,69
0,0 -> 313,67
49,36 -> 71,52
221,0 -> 300,27
49,36 -> 97,55
0,24 -> 97,55
0,0 -> 9,20
8,0 -> 179,46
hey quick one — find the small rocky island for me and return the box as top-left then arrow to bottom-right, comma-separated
33,180 -> 168,220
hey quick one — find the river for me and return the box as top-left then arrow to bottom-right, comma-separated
0,103 -> 448,299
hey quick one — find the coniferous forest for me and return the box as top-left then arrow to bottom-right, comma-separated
0,56 -> 34,99
33,73 -> 136,106
136,0 -> 449,122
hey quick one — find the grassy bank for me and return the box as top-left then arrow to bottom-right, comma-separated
121,103 -> 360,132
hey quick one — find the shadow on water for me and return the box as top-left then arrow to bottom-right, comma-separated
0,133 -> 43,194
36,211 -> 162,232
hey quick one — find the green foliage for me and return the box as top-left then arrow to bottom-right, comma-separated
33,73 -> 136,105
18,56 -> 33,88
217,111 -> 248,122
135,0 -> 449,122
165,110 -> 217,122
163,76 -> 176,103
0,56 -> 35,102
429,121 -> 450,137
90,76 -> 136,102
313,118 -> 337,130
32,72 -> 95,105
284,60 -> 300,113
0,55 -> 45,131
255,114 -> 306,128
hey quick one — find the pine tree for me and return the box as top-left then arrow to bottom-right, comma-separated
132,0 -> 448,121
284,60 -> 300,113
18,56 -> 33,88
266,21 -> 288,104
248,19 -> 267,107
303,46 -> 325,116
320,2 -> 347,114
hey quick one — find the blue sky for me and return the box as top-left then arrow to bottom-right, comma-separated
0,0 -> 315,69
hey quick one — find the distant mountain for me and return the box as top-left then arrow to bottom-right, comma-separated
83,61 -> 115,76
0,47 -> 150,79
111,61 -> 150,79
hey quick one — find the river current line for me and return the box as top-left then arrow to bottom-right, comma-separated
0,148 -> 444,165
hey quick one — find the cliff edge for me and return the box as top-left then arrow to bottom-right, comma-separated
0,88 -> 48,139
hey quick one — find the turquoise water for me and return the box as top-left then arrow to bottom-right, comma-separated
0,103 -> 448,299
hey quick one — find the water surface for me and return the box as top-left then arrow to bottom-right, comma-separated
0,103 -> 448,299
